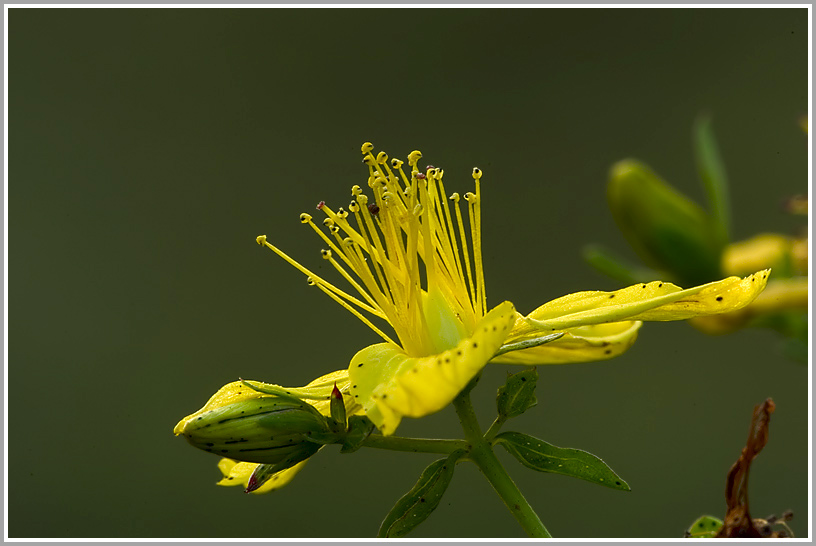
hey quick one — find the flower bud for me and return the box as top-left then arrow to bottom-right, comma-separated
607,159 -> 724,285
177,396 -> 332,465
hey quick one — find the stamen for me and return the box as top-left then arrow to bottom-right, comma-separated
450,192 -> 477,311
312,279 -> 397,346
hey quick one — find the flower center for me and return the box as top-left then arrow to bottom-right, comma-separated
256,143 -> 487,357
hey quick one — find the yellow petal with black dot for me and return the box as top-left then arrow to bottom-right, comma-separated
490,321 -> 642,365
522,271 -> 769,332
349,301 -> 516,435
216,458 -> 307,494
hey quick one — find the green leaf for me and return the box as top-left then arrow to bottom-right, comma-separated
377,450 -> 465,537
693,115 -> 731,243
496,368 -> 538,419
582,244 -> 659,285
685,515 -> 723,538
493,431 -> 630,491
340,415 -> 375,454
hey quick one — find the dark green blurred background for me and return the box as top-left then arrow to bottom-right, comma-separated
10,8 -> 808,538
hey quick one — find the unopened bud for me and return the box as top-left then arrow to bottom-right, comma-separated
607,159 -> 724,285
177,396 -> 332,465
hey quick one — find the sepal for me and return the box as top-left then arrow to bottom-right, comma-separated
496,368 -> 538,419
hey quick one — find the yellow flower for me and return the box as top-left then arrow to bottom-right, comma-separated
253,143 -> 769,436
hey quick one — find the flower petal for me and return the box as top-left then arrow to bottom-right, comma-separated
519,270 -> 769,332
689,277 -> 808,335
349,301 -> 516,435
216,458 -> 307,494
491,321 -> 642,365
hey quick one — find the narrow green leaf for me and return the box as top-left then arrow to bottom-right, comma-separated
340,415 -> 375,454
377,450 -> 465,537
493,431 -> 630,491
685,515 -> 724,538
693,115 -> 731,243
582,244 -> 658,285
496,368 -> 538,419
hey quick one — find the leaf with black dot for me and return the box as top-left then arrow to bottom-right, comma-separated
496,368 -> 538,419
685,515 -> 724,538
493,431 -> 630,491
377,450 -> 465,538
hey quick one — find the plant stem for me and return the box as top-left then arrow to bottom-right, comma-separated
483,416 -> 506,442
361,434 -> 469,454
453,391 -> 552,538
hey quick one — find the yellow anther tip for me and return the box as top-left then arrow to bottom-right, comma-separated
464,192 -> 477,202
391,158 -> 403,168
472,167 -> 482,179
408,150 -> 422,165
351,185 -> 362,196
299,213 -> 312,223
449,192 -> 460,201
361,142 -> 374,153
320,249 -> 332,259
376,151 -> 388,164
256,235 -> 267,245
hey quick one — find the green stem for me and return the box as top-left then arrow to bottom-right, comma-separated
483,416 -> 506,442
361,434 -> 468,454
453,391 -> 552,538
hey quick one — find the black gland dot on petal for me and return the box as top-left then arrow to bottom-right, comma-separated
716,296 -> 723,301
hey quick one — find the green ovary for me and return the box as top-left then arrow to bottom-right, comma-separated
421,286 -> 470,355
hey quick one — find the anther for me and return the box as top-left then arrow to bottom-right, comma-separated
348,201 -> 360,213
320,249 -> 332,259
426,165 -> 435,170
464,192 -> 477,202
337,207 -> 348,219
363,155 -> 376,166
472,167 -> 482,179
306,277 -> 316,286
323,218 -> 334,227
351,185 -> 363,196
408,150 -> 422,165
316,201 -> 326,210
391,158 -> 403,169
256,235 -> 267,245
413,203 -> 424,216
414,171 -> 426,180
361,142 -> 374,154
299,213 -> 312,224
330,225 -> 339,234
368,203 -> 380,216
342,237 -> 355,248
357,194 -> 369,205
449,192 -> 460,202
376,151 -> 388,164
